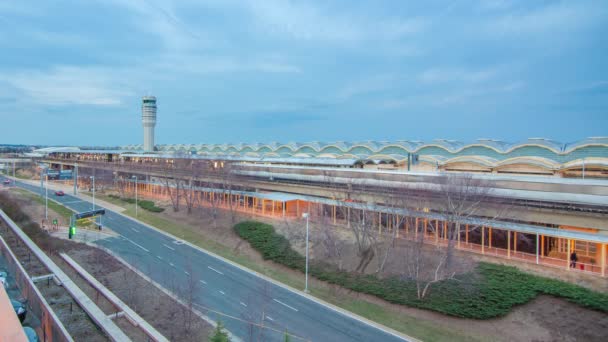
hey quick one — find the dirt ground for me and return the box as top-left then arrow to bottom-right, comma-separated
151,198 -> 608,341
0,189 -> 213,341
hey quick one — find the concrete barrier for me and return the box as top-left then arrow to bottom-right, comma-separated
0,234 -> 72,342
60,253 -> 169,342
0,210 -> 130,342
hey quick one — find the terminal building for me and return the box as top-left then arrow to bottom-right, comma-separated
25,97 -> 608,279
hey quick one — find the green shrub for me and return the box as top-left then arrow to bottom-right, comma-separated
138,200 -> 164,212
234,220 -> 608,319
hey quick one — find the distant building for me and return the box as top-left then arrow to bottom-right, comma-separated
142,96 -> 157,152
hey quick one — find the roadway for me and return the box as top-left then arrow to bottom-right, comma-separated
0,176 -> 409,342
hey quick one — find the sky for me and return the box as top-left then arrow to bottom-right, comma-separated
0,0 -> 607,147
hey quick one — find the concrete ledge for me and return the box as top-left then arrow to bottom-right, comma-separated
0,233 -> 72,342
59,253 -> 169,342
0,210 -> 130,342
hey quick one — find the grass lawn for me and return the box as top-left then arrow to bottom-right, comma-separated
15,188 -> 75,221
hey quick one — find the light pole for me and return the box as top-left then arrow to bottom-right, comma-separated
132,175 -> 138,217
45,174 -> 48,220
90,176 -> 95,211
302,212 -> 310,293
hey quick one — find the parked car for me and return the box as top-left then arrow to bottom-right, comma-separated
55,190 -> 65,196
11,299 -> 27,322
23,326 -> 39,342
2,179 -> 10,185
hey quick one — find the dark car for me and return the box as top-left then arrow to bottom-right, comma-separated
55,190 -> 65,196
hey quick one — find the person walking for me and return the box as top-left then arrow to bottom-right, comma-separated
570,251 -> 578,268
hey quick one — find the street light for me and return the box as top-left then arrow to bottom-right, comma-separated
132,175 -> 138,217
45,173 -> 48,220
302,212 -> 310,293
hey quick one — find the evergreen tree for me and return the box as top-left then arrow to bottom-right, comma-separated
210,321 -> 230,342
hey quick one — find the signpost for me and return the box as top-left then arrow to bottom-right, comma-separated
70,209 -> 106,239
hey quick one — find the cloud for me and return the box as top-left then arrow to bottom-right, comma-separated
485,2 -> 605,35
209,0 -> 428,42
1,66 -> 134,106
418,68 -> 497,84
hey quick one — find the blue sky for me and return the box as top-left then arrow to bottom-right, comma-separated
0,0 -> 607,146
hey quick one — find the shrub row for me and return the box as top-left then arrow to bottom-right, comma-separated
108,195 -> 164,213
233,220 -> 608,319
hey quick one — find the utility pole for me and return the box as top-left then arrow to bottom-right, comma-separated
45,174 -> 48,220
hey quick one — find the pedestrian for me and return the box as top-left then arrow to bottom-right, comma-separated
570,251 -> 578,268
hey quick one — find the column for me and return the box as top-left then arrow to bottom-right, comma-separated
465,224 -> 469,244
481,226 -> 485,254
443,221 -> 447,241
514,232 -> 518,254
378,211 -> 382,234
282,201 -> 286,218
347,207 -> 350,228
272,200 -> 275,216
507,230 -> 511,259
489,227 -> 492,249
333,205 -> 336,225
536,233 -> 539,264
541,235 -> 545,257
262,199 -> 265,215
296,200 -> 300,217
435,221 -> 439,244
566,239 -> 571,270
602,243 -> 606,277
415,217 -> 418,239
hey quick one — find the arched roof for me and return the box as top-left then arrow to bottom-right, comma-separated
563,137 -> 608,153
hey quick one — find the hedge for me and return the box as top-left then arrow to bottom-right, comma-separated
233,220 -> 608,319
108,195 -> 164,213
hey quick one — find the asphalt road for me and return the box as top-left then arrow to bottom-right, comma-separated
1,176 -> 409,342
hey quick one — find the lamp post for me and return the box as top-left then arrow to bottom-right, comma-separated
45,174 -> 48,220
132,175 -> 138,217
302,212 -> 310,293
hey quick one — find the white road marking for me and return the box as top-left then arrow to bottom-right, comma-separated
63,200 -> 83,204
208,266 -> 224,275
240,302 -> 247,307
156,255 -> 163,260
199,280 -> 207,285
125,238 -> 149,252
184,271 -> 190,276
131,227 -> 139,233
219,291 -> 225,295
273,298 -> 299,312
266,316 -> 274,322
163,244 -> 175,251
169,262 -> 175,268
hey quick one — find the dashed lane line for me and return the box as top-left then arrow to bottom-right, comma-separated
240,302 -> 247,307
219,291 -> 225,295
266,316 -> 275,322
273,298 -> 299,312
184,271 -> 190,276
124,237 -> 149,252
199,280 -> 207,285
131,227 -> 140,233
162,244 -> 175,251
208,266 -> 224,275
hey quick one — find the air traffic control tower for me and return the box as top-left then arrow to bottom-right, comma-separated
142,96 -> 157,152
